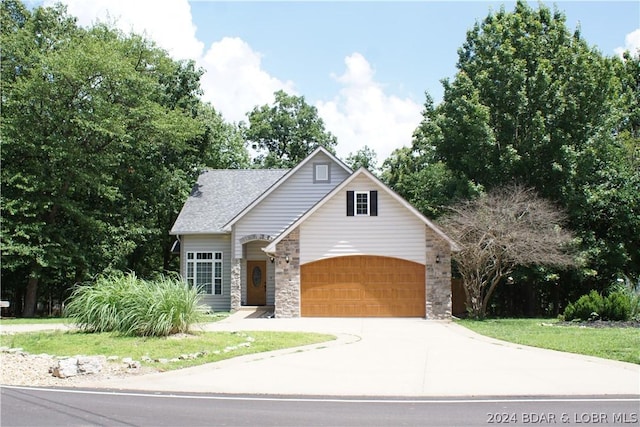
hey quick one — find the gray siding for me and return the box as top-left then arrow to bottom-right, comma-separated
181,234 -> 232,312
233,151 -> 350,258
300,174 -> 427,265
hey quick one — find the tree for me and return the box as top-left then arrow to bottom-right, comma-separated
385,1 -> 638,313
438,185 -> 575,318
1,1 -> 204,316
345,145 -> 378,173
381,94 -> 482,218
244,90 -> 338,168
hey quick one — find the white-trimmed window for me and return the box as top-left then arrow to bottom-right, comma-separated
355,191 -> 369,215
346,190 -> 378,217
186,251 -> 223,295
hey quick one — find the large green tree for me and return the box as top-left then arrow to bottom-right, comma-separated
345,145 -> 378,173
439,1 -> 638,289
244,90 -> 338,168
381,94 -> 482,218
383,1 -> 638,313
1,1 -> 229,316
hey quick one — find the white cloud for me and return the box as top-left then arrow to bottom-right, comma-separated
40,2 -> 422,161
44,0 -> 293,124
44,0 -> 203,60
316,53 -> 422,167
615,28 -> 640,57
199,37 -> 296,123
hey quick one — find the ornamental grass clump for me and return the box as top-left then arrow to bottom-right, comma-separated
65,271 -> 206,336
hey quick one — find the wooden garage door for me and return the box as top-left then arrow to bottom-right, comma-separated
301,255 -> 425,317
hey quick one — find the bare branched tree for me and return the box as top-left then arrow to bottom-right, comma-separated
439,185 -> 576,318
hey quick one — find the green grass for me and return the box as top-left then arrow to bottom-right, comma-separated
457,318 -> 640,364
0,330 -> 335,371
65,272 -> 208,336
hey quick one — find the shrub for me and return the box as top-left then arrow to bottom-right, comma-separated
563,285 -> 637,322
563,290 -> 604,321
602,291 -> 631,321
65,271 -> 206,336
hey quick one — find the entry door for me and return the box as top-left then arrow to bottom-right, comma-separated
246,260 -> 267,305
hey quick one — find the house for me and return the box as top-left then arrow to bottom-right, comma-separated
170,147 -> 459,318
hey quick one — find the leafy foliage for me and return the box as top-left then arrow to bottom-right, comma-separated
0,1 -> 249,316
65,272 -> 206,336
245,90 -> 338,168
345,145 -> 378,173
383,1 -> 639,315
563,287 -> 637,322
563,291 -> 605,322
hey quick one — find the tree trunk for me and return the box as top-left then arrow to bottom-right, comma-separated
23,274 -> 39,318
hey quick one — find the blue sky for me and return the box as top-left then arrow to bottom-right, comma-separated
40,1 -> 640,164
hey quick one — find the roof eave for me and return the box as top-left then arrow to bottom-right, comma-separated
169,230 -> 230,236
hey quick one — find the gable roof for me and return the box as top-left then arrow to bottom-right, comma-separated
221,146 -> 352,232
170,169 -> 288,235
263,167 -> 461,253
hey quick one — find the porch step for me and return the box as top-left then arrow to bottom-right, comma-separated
234,306 -> 275,319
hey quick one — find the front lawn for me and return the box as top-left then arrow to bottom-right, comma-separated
0,330 -> 335,371
457,318 -> 640,365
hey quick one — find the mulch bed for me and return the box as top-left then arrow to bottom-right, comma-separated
556,320 -> 640,328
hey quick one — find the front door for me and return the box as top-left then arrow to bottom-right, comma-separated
246,260 -> 267,305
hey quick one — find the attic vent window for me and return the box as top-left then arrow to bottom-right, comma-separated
314,163 -> 330,183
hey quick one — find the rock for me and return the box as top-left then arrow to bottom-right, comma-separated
77,356 -> 105,375
121,357 -> 140,369
52,358 -> 78,378
141,356 -> 152,362
107,356 -> 119,361
126,360 -> 141,369
52,356 -> 105,378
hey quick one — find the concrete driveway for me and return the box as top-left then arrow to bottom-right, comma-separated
81,316 -> 640,397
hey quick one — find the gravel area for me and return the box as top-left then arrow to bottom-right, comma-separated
0,349 -> 157,388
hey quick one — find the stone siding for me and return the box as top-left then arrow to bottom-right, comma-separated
425,226 -> 452,319
274,227 -> 301,318
230,258 -> 241,311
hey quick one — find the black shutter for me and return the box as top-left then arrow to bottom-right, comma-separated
346,191 -> 354,216
370,190 -> 378,216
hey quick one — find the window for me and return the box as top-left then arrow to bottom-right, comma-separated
346,190 -> 378,216
314,163 -> 330,183
355,191 -> 369,215
186,251 -> 223,295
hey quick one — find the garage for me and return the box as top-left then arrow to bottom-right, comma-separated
300,255 -> 426,317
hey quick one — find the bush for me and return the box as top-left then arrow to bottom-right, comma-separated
65,271 -> 206,336
563,286 -> 636,322
602,291 -> 631,321
563,290 -> 604,321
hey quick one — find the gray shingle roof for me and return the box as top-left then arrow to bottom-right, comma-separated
170,169 -> 289,234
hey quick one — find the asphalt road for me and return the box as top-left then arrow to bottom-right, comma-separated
2,386 -> 638,427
